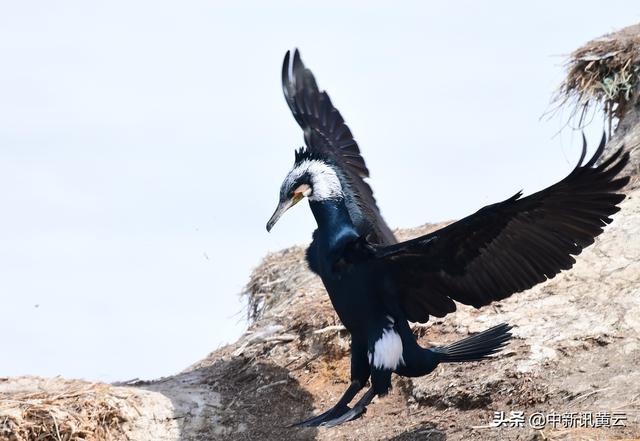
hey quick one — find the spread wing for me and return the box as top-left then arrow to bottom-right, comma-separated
282,49 -> 396,245
372,135 -> 629,323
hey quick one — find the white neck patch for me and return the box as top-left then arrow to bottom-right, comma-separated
285,159 -> 343,201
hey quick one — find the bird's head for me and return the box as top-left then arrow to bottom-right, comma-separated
266,148 -> 343,232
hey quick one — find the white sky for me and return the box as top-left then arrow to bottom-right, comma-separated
1,2 -> 637,383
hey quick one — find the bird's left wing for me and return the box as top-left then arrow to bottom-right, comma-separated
369,135 -> 629,323
282,49 -> 396,245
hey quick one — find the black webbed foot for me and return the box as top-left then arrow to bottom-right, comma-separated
290,403 -> 351,427
290,380 -> 364,427
320,405 -> 366,427
318,387 -> 376,428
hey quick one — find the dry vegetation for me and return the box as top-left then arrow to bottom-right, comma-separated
554,23 -> 640,132
0,377 -> 132,441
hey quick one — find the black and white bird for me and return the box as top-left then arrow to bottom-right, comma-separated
266,49 -> 630,427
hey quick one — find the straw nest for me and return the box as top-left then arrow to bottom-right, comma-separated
241,243 -> 346,356
554,24 -> 640,131
0,377 -> 133,441
243,245 -> 317,324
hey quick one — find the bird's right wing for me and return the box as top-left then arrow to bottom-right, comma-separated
368,135 -> 629,323
282,49 -> 396,245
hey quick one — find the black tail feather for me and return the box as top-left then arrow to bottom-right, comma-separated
434,323 -> 513,363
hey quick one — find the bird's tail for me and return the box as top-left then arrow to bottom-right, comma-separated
433,323 -> 513,363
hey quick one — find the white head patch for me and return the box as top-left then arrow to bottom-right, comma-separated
368,328 -> 404,370
284,159 -> 343,201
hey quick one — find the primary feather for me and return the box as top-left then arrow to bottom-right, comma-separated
282,49 -> 396,245
371,134 -> 629,322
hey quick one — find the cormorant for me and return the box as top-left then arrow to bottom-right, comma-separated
266,49 -> 630,427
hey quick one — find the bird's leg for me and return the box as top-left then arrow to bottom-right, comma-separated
321,387 -> 377,427
290,380 -> 364,427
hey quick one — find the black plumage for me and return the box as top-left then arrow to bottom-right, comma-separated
371,137 -> 629,322
267,49 -> 630,427
281,49 -> 396,245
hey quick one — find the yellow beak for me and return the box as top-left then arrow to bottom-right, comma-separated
266,193 -> 303,232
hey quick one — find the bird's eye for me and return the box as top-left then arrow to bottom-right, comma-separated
293,183 -> 312,198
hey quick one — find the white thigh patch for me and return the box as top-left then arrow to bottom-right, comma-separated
369,329 -> 404,370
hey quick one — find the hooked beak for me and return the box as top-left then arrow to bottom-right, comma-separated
266,194 -> 303,232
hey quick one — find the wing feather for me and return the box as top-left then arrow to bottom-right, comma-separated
373,135 -> 629,322
282,49 -> 396,245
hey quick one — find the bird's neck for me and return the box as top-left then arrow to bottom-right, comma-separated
309,198 -> 358,248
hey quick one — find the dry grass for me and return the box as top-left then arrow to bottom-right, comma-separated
243,245 -> 316,323
553,24 -> 640,132
0,377 -> 132,441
